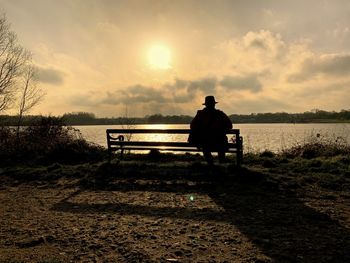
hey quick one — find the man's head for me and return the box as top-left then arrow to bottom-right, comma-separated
203,95 -> 217,109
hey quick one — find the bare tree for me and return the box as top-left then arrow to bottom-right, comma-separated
0,14 -> 29,112
121,105 -> 135,141
16,64 -> 44,136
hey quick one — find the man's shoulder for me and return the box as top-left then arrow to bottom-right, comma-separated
196,109 -> 205,115
215,109 -> 228,116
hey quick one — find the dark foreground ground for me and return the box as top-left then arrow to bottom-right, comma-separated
0,154 -> 350,262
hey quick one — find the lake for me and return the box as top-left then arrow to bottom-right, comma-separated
74,123 -> 350,153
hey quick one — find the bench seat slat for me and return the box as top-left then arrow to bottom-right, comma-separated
110,146 -> 201,152
108,146 -> 239,152
110,147 -> 239,153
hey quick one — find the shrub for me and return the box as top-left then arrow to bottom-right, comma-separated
260,150 -> 275,158
0,116 -> 105,164
0,126 -> 17,158
282,133 -> 350,158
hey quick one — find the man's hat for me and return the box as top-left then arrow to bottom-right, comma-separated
203,95 -> 218,105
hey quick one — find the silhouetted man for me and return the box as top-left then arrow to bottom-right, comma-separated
190,95 -> 232,165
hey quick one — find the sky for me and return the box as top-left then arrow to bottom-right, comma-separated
1,0 -> 350,117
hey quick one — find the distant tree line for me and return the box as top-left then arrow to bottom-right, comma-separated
0,112 -> 193,125
1,109 -> 350,126
62,112 -> 194,125
229,109 -> 350,123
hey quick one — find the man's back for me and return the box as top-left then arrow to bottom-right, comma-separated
191,108 -> 232,133
190,107 -> 232,147
190,95 -> 232,164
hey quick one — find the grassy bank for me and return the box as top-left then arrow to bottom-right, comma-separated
1,150 -> 350,262
2,143 -> 350,192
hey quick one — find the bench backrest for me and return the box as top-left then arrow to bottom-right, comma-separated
106,128 -> 241,136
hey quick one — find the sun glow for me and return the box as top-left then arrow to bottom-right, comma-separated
148,44 -> 171,70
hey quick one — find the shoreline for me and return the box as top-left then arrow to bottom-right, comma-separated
2,121 -> 350,127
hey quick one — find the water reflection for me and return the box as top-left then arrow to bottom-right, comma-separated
134,124 -> 188,142
75,123 -> 350,153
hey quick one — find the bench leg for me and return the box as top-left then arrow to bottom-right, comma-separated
237,136 -> 243,166
108,148 -> 112,163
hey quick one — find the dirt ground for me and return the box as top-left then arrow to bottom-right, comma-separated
0,162 -> 349,262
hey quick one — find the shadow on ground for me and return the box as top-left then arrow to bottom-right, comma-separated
50,163 -> 350,262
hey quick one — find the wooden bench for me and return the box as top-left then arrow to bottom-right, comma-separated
106,129 -> 243,165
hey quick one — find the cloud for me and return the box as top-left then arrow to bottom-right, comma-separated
216,30 -> 288,76
288,53 -> 350,82
98,74 -> 264,114
75,76 -> 218,111
163,77 -> 218,103
101,85 -> 166,105
77,77 -> 218,109
243,30 -> 286,57
35,66 -> 64,85
162,78 -> 188,91
187,77 -> 217,93
220,74 -> 262,92
123,85 -> 166,103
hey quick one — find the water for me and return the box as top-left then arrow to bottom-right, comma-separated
74,123 -> 350,153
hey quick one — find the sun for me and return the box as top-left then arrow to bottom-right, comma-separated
148,44 -> 171,70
